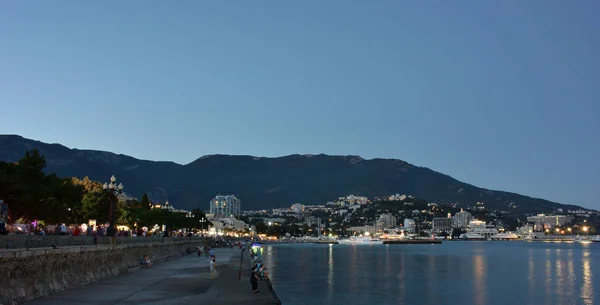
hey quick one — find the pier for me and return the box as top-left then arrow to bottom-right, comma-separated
313,240 -> 339,244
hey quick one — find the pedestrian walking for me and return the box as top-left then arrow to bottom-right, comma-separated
250,265 -> 260,293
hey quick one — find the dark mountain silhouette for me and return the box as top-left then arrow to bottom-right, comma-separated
0,135 -> 586,214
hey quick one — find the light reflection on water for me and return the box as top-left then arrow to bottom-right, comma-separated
327,244 -> 334,299
396,247 -> 405,304
567,252 -> 575,300
265,242 -> 599,305
527,248 -> 535,305
545,248 -> 552,301
581,250 -> 593,305
555,249 -> 564,301
473,253 -> 485,305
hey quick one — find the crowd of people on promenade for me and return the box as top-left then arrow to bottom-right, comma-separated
11,222 -> 219,239
10,222 -> 139,236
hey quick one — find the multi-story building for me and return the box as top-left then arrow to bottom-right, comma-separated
404,218 -> 416,233
305,216 -> 319,226
271,208 -> 289,216
388,194 -> 407,201
263,218 -> 286,225
452,209 -> 473,229
291,203 -> 305,214
526,214 -> 573,228
208,217 -> 248,235
432,217 -> 452,233
209,195 -> 241,217
377,213 -> 397,230
516,224 -> 534,235
338,195 -> 369,205
347,225 -> 377,235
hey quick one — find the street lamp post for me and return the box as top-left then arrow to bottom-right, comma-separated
102,175 -> 123,237
162,201 -> 171,237
186,212 -> 195,234
199,218 -> 207,235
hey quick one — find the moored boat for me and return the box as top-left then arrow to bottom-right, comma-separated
338,236 -> 383,245
460,232 -> 485,240
490,232 -> 520,240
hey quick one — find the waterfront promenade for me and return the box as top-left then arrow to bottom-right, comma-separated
25,248 -> 278,305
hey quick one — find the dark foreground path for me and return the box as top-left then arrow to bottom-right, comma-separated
25,248 -> 277,305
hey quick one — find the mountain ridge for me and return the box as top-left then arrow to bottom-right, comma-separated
0,134 -> 589,214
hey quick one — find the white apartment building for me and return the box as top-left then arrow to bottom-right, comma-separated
526,214 -> 573,228
209,217 -> 248,235
377,213 -> 397,230
404,218 -> 416,233
452,209 -> 473,229
209,195 -> 241,217
338,195 -> 368,205
389,194 -> 407,201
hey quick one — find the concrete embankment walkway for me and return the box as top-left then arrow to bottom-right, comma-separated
25,248 -> 278,305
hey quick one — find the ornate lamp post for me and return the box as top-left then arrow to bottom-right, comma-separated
161,201 -> 171,237
186,212 -> 195,234
199,218 -> 207,235
102,175 -> 123,237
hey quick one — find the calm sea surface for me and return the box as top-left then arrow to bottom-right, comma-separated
262,241 -> 599,305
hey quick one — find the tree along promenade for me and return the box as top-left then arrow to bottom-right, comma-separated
24,248 -> 280,305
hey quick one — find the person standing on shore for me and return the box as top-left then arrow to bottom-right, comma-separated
250,265 -> 260,293
209,256 -> 218,280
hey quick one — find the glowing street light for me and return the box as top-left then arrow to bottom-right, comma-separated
199,218 -> 207,234
102,175 -> 124,237
161,201 -> 171,237
186,212 -> 195,234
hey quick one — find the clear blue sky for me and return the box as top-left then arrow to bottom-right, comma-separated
1,1 -> 599,209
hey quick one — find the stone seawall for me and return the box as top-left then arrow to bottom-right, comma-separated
0,235 -> 199,249
0,239 -> 203,305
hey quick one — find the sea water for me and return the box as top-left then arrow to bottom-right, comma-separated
263,241 -> 599,305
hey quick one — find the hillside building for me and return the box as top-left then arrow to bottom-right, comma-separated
377,213 -> 397,230
526,214 -> 573,228
432,217 -> 452,233
452,209 -> 473,229
404,218 -> 416,233
209,195 -> 241,217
